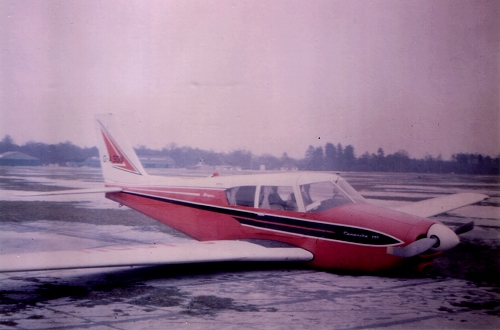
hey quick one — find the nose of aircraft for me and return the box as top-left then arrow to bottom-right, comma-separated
387,222 -> 465,258
426,223 -> 460,252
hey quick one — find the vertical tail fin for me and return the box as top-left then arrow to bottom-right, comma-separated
95,114 -> 148,184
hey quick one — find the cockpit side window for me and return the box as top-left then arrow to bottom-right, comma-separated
258,186 -> 297,211
225,186 -> 256,207
301,181 -> 353,212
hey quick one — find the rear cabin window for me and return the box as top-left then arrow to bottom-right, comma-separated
300,181 -> 353,212
226,186 -> 256,207
258,186 -> 297,211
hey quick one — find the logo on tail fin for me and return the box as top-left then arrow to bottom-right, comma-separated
98,123 -> 142,175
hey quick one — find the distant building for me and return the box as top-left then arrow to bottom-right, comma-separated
0,151 -> 40,166
280,164 -> 299,171
67,156 -> 176,168
67,157 -> 101,168
139,156 -> 175,168
215,165 -> 242,171
82,157 -> 101,167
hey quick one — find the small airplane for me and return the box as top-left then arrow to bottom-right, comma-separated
0,114 -> 488,274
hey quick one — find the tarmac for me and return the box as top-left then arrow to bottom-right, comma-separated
0,167 -> 499,329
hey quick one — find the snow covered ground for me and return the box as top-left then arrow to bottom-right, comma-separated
0,167 -> 498,329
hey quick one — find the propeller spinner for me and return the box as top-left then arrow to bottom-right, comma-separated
387,221 -> 474,258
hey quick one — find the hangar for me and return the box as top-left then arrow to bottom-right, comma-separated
0,151 -> 40,166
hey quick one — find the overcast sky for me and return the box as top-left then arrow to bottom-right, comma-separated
1,0 -> 498,160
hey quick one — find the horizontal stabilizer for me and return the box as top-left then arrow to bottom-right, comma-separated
392,193 -> 488,218
15,187 -> 123,197
0,240 -> 313,273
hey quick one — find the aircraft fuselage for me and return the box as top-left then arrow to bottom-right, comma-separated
105,179 -> 438,272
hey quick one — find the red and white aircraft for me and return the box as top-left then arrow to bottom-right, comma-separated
0,114 -> 488,274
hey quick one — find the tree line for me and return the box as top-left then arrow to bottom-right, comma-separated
302,143 -> 499,175
0,135 -> 97,166
1,135 -> 498,175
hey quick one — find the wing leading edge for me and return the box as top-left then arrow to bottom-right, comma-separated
392,193 -> 488,218
15,187 -> 123,197
0,240 -> 313,273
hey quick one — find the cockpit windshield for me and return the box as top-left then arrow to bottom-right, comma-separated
336,178 -> 365,203
300,179 -> 365,212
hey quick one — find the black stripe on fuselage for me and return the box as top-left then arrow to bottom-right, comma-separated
120,191 -> 402,246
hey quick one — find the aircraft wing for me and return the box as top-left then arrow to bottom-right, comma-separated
15,187 -> 123,197
0,240 -> 313,273
391,193 -> 488,218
